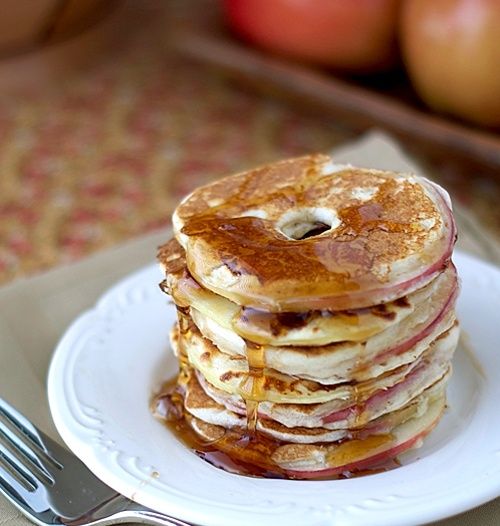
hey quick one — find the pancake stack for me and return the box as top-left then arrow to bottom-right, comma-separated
156,155 -> 459,479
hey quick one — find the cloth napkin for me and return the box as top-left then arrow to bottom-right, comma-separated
0,132 -> 498,526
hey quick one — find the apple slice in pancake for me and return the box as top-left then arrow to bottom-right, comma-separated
190,264 -> 457,384
171,157 -> 456,312
184,365 -> 447,445
194,323 -> 457,429
185,384 -> 446,478
160,238 -> 455,348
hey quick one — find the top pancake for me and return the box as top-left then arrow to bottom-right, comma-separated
172,155 -> 455,311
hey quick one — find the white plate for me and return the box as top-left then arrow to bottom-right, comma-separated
48,251 -> 500,526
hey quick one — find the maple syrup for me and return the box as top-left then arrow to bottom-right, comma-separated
152,378 -> 287,478
176,169 -> 443,312
152,377 -> 399,480
237,308 -> 312,338
326,434 -> 394,466
234,340 -> 267,433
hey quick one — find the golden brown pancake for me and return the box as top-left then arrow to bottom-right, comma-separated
183,323 -> 457,429
185,382 -> 446,477
171,156 -> 455,311
183,365 -> 448,445
188,267 -> 457,384
171,320 -> 458,409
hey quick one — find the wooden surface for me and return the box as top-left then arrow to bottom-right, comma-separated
174,24 -> 500,174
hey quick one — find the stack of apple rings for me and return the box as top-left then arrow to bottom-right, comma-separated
158,155 -> 459,478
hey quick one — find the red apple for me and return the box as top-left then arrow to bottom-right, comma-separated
223,0 -> 400,72
400,0 -> 500,127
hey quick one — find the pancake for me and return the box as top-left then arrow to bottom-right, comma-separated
172,319 -> 457,409
277,394 -> 445,477
183,369 -> 351,444
189,265 -> 457,384
171,156 -> 455,311
194,324 -> 457,429
159,237 -> 442,345
184,366 -> 448,444
186,384 -> 446,477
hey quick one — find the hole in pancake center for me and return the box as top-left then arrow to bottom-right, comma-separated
277,208 -> 340,240
299,222 -> 331,239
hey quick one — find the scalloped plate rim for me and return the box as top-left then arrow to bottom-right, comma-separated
47,250 -> 500,526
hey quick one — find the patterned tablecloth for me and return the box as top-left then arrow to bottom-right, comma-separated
0,0 -> 498,286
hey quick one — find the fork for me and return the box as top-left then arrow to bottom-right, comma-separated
0,398 -> 194,526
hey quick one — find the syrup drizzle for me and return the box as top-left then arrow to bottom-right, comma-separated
326,434 -> 393,466
157,306 -> 401,477
239,341 -> 266,434
177,169 -> 443,312
154,294 -> 406,479
152,377 -> 287,479
152,375 -> 400,480
173,299 -> 269,437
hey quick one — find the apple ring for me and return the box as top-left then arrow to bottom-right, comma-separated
172,155 -> 456,311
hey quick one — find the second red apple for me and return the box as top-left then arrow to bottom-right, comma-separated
223,0 -> 400,72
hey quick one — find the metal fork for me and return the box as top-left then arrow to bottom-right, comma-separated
0,398 -> 193,526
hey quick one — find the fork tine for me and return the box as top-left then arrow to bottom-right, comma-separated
0,399 -> 62,468
0,420 -> 55,485
0,455 -> 50,520
0,458 -> 34,509
0,399 -> 50,453
0,444 -> 38,491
